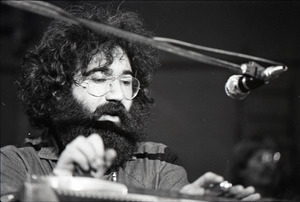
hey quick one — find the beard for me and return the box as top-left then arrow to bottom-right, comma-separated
50,91 -> 150,172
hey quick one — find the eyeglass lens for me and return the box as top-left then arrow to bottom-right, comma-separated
86,76 -> 140,99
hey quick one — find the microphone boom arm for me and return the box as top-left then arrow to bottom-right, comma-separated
1,0 -> 287,76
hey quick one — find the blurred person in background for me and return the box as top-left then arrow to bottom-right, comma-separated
229,134 -> 298,200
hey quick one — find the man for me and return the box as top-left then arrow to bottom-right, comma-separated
1,4 -> 260,201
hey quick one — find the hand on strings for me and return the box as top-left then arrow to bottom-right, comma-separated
53,133 -> 116,178
180,172 -> 261,201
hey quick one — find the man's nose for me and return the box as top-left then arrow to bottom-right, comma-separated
105,80 -> 124,101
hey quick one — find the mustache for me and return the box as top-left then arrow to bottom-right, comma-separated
91,102 -> 129,122
89,102 -> 137,141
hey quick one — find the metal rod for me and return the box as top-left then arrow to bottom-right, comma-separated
2,0 -> 243,73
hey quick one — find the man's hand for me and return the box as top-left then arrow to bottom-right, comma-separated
180,172 -> 261,201
53,133 -> 116,178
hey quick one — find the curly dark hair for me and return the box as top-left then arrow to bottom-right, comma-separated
18,3 -> 159,127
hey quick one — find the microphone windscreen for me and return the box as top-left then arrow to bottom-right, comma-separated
225,75 -> 249,100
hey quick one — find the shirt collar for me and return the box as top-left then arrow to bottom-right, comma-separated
24,135 -> 59,160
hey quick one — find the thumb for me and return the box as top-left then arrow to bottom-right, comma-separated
180,183 -> 205,195
193,172 -> 224,188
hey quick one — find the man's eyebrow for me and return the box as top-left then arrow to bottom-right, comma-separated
83,67 -> 110,76
83,68 -> 133,77
123,70 -> 133,76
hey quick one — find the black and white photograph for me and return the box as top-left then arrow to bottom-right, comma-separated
1,1 -> 300,201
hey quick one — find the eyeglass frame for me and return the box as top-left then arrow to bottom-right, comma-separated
74,74 -> 141,100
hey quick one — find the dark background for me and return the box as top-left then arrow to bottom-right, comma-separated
1,0 -> 300,198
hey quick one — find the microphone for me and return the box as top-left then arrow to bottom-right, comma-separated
225,65 -> 287,100
225,75 -> 265,100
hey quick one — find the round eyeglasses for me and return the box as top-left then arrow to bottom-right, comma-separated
79,75 -> 140,100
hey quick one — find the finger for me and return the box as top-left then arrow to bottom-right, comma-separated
235,186 -> 256,199
241,193 -> 261,201
227,185 -> 244,196
87,133 -> 105,158
180,184 -> 205,195
193,172 -> 224,187
57,145 -> 90,171
105,149 -> 117,167
86,134 -> 106,169
71,136 -> 100,169
91,149 -> 117,178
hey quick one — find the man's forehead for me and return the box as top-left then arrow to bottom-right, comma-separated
86,47 -> 132,75
88,52 -> 106,71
